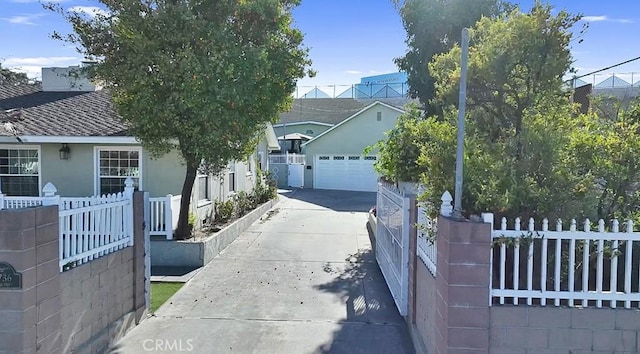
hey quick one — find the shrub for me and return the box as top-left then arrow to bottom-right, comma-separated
252,181 -> 276,204
234,191 -> 255,216
188,212 -> 197,230
215,199 -> 234,222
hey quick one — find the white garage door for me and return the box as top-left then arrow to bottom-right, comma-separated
314,155 -> 379,192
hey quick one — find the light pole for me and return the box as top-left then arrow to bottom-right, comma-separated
451,28 -> 470,220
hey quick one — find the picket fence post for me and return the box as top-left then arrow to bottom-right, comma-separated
440,191 -> 453,216
42,182 -> 60,206
164,194 -> 174,240
124,178 -> 135,246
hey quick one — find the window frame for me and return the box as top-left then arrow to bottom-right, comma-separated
228,161 -> 236,193
93,146 -> 143,196
196,174 -> 211,206
0,144 -> 41,196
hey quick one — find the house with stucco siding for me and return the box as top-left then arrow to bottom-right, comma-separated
270,98 -> 408,192
0,66 -> 279,228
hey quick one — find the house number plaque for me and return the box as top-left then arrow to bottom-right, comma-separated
0,262 -> 22,289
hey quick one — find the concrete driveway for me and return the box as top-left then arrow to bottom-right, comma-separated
112,189 -> 414,354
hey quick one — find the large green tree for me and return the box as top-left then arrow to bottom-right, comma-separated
377,4 -> 591,221
48,0 -> 312,239
392,0 -> 510,111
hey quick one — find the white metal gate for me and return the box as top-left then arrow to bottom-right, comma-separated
376,182 -> 411,315
288,164 -> 304,188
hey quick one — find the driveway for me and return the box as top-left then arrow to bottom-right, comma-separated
112,189 -> 414,354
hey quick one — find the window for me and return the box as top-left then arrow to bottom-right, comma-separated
0,147 -> 39,196
258,152 -> 265,171
228,161 -> 236,192
97,148 -> 141,195
377,112 -> 382,121
197,175 -> 210,202
247,155 -> 253,173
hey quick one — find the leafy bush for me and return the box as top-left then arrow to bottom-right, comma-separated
188,212 -> 197,230
234,191 -> 255,217
252,181 -> 277,204
215,200 -> 234,222
366,103 -> 426,183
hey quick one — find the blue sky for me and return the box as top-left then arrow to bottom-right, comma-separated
1,0 -> 639,90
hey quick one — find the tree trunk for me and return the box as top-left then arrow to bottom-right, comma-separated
175,162 -> 198,240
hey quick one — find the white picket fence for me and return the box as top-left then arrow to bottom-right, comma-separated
148,195 -> 181,240
487,213 -> 640,309
416,191 -> 453,277
0,179 -> 135,272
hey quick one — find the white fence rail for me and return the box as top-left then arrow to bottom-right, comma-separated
59,191 -> 133,272
488,213 -> 640,309
0,179 -> 135,272
376,182 -> 410,316
416,191 -> 453,277
149,195 -> 181,240
268,153 -> 306,165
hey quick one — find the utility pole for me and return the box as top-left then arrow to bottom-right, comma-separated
452,28 -> 469,220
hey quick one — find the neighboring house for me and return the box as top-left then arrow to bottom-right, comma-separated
270,98 -> 408,192
0,66 -> 280,228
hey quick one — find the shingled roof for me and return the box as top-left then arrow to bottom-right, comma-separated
0,85 -> 128,137
278,98 -> 411,125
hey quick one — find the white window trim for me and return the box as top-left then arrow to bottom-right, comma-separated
196,174 -> 212,207
0,144 -> 42,196
93,146 -> 143,196
246,154 -> 254,177
228,161 -> 236,193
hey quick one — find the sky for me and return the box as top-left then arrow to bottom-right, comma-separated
1,0 -> 639,93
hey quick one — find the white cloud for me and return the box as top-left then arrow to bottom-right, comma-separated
345,70 -> 362,75
2,56 -> 80,79
2,13 -> 45,25
68,6 -> 108,18
582,15 -> 608,22
582,15 -> 634,23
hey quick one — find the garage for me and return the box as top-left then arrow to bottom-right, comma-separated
314,155 -> 379,192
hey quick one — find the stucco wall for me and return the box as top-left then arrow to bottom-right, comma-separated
302,104 -> 401,188
273,123 -> 331,138
39,143 -> 185,197
490,306 -> 640,353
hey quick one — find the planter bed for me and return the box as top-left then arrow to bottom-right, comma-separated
151,197 -> 279,267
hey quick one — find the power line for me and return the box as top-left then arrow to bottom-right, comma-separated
571,56 -> 640,81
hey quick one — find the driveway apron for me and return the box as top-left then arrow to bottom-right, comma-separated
112,189 -> 415,354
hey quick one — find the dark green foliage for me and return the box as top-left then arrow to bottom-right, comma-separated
0,64 -> 30,85
392,0 -> 510,111
47,0 -> 312,239
215,199 -> 234,222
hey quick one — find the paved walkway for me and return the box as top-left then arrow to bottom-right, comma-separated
112,190 -> 414,354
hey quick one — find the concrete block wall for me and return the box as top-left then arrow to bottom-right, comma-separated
490,306 -> 640,353
406,215 -> 492,354
0,206 -> 61,354
59,248 -> 138,353
0,191 -> 147,353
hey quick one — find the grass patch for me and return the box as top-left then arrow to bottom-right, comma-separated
150,282 -> 184,313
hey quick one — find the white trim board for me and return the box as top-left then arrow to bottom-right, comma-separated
273,121 -> 334,128
19,136 -> 140,144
